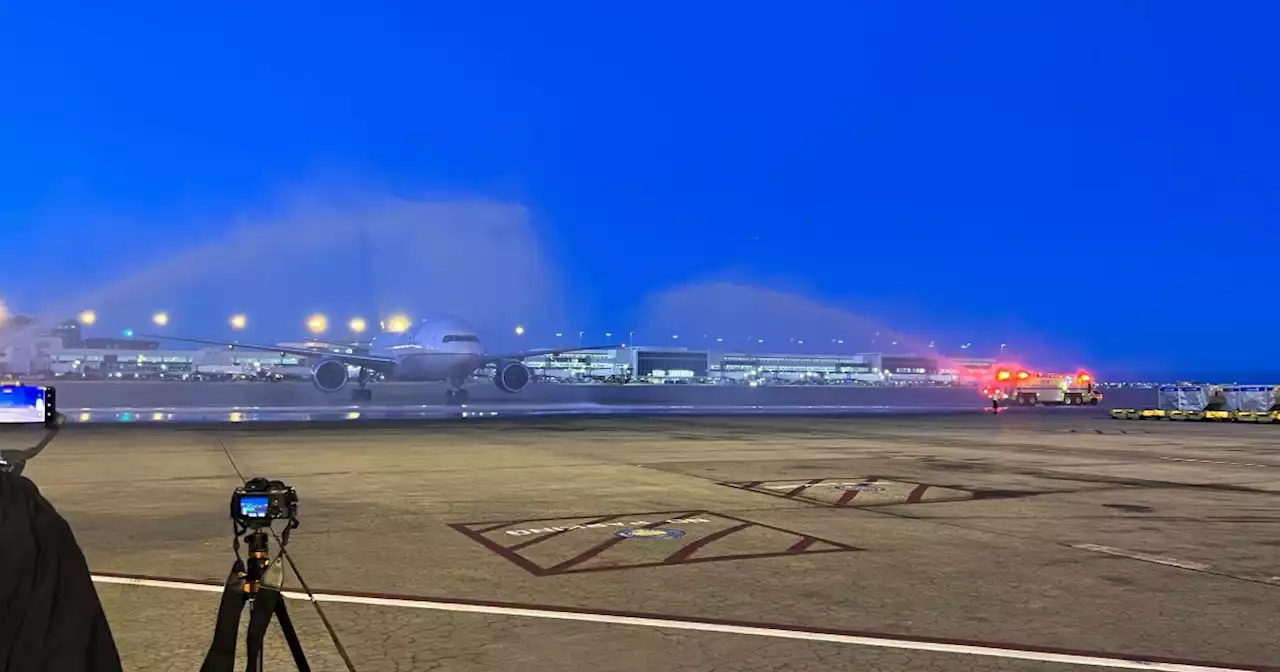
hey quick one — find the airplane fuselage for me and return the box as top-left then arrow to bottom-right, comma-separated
369,317 -> 487,384
386,352 -> 484,382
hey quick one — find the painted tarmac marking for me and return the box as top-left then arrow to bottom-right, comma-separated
450,510 -> 859,576
91,573 -> 1273,672
904,483 -> 931,504
723,478 -> 982,508
785,478 -> 826,498
664,523 -> 751,563
544,515 -> 698,574
1072,544 -> 1212,572
1160,457 -> 1275,468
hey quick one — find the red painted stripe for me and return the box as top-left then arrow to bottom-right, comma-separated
833,490 -> 860,506
664,523 -> 751,563
785,479 -> 825,498
787,536 -> 819,553
447,524 -> 546,576
544,514 -> 698,574
905,484 -> 930,504
833,478 -> 879,506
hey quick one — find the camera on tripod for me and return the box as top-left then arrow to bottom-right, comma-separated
230,478 -> 298,530
204,477 -> 307,672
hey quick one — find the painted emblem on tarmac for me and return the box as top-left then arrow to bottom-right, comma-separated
615,527 -> 686,540
834,483 -> 884,492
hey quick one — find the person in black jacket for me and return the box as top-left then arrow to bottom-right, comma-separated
0,465 -> 123,671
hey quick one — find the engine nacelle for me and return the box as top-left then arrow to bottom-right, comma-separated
311,358 -> 350,393
493,360 -> 532,393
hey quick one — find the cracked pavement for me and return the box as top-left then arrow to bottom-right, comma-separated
18,412 -> 1280,670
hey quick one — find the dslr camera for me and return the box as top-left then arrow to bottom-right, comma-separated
230,478 -> 298,529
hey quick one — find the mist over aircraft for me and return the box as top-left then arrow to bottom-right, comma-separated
146,315 -> 617,404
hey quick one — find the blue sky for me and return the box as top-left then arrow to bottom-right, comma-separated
1,2 -> 1276,374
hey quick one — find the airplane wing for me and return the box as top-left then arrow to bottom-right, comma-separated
480,344 -> 624,366
140,335 -> 397,371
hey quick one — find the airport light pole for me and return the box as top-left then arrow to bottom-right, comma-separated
349,317 -> 367,335
79,310 -> 97,327
152,312 -> 169,327
229,314 -> 246,331
307,313 -> 328,336
386,314 -> 410,333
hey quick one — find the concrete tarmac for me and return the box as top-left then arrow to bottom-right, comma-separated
17,412 -> 1280,671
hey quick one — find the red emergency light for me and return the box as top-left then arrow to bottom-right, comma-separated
1016,370 -> 1030,380
995,369 -> 1012,381
1077,372 -> 1092,384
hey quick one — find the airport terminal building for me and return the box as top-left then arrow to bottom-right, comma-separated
528,347 -> 995,385
1,318 -> 995,385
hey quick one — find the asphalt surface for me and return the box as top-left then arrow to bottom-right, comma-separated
16,410 -> 1279,671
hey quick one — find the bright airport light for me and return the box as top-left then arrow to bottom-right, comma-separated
152,312 -> 169,327
229,313 -> 246,330
78,310 -> 97,326
349,317 -> 368,334
385,314 -> 411,333
515,325 -> 525,336
306,313 -> 328,334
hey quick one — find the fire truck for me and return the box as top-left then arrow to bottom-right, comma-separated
982,368 -> 1102,406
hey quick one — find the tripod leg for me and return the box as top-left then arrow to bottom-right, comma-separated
274,597 -> 311,672
200,561 -> 247,672
244,589 -> 280,672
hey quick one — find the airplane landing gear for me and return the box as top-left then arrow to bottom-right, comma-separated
351,367 -> 373,402
445,379 -> 469,406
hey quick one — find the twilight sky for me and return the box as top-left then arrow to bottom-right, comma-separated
1,1 -> 1276,374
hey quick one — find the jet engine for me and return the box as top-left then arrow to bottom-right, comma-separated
493,360 -> 532,393
311,358 -> 350,393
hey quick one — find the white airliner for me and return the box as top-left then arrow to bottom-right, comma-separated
146,316 -> 618,404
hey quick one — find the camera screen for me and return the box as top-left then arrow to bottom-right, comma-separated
238,496 -> 270,518
0,385 -> 46,425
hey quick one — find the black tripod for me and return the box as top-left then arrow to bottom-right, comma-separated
201,528 -> 310,672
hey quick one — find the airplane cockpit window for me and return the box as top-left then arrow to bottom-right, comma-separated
442,334 -> 480,343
